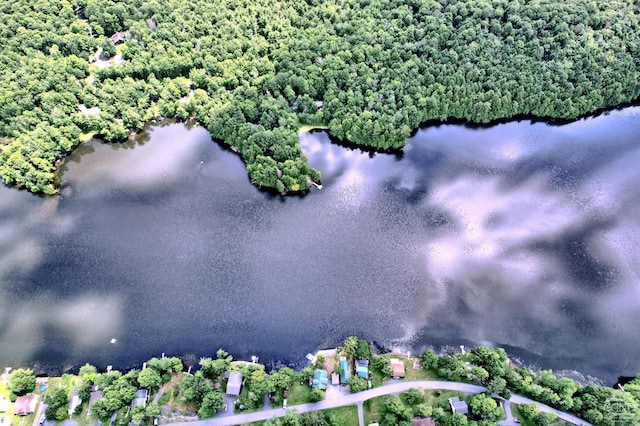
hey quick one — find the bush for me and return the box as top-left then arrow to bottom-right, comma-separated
348,376 -> 368,393
310,388 -> 325,402
158,393 -> 171,405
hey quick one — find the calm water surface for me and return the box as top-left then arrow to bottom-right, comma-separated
2,109 -> 640,382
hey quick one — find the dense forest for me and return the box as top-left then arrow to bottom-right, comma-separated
1,0 -> 640,194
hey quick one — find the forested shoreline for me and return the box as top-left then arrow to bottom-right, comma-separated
2,0 -> 640,194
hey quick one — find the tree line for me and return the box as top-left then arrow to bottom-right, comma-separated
1,0 -> 640,194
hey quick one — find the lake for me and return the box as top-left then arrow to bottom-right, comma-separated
2,108 -> 640,383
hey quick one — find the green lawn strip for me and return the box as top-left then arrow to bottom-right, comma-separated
322,404 -> 359,425
297,124 -> 329,134
0,380 -> 13,423
363,395 -> 385,424
286,383 -> 311,406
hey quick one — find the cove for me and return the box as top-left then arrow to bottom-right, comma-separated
2,109 -> 640,383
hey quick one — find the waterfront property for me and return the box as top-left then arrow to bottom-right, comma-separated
226,372 -> 243,396
356,359 -> 369,378
390,359 -> 406,379
312,370 -> 328,390
132,389 -> 148,408
13,395 -> 38,416
340,357 -> 350,384
68,390 -> 81,416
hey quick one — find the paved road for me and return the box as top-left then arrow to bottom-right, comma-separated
497,400 -> 517,426
176,381 -> 485,426
510,394 -> 591,426
168,381 -> 592,426
356,401 -> 364,426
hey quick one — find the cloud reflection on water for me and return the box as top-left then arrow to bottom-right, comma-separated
302,110 -> 640,376
1,111 -> 640,380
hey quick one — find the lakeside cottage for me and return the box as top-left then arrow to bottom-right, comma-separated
339,357 -> 350,384
68,390 -> 81,416
226,371 -> 243,396
356,359 -> 369,378
131,389 -> 148,408
390,358 -> 406,378
13,395 -> 38,416
312,369 -> 328,390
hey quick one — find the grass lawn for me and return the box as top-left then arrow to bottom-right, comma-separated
370,368 -> 384,388
163,373 -> 197,414
79,132 -> 96,142
298,124 -> 329,134
247,405 -> 359,426
402,358 -> 438,381
322,404 -> 359,425
363,395 -> 386,424
287,383 -> 312,406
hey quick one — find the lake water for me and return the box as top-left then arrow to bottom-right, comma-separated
2,109 -> 640,382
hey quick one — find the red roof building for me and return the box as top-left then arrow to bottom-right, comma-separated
13,395 -> 38,416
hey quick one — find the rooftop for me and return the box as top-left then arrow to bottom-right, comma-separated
226,371 -> 243,396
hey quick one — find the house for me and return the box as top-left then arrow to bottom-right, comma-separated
13,395 -> 38,416
226,371 -> 243,396
448,396 -> 469,415
355,359 -> 369,378
312,370 -> 328,390
78,104 -> 101,116
88,391 -> 103,415
331,373 -> 340,385
111,32 -> 126,44
412,417 -> 436,426
89,391 -> 103,405
131,389 -> 148,408
390,358 -> 406,378
68,390 -> 81,416
0,396 -> 8,413
339,357 -> 350,384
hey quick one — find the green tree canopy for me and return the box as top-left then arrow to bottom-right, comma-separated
9,369 -> 36,396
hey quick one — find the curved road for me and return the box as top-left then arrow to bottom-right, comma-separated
172,380 -> 591,426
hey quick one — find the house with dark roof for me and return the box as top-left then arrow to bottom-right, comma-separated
226,371 -> 243,396
355,359 -> 369,378
131,389 -> 148,408
448,396 -> 469,415
13,395 -> 38,416
390,358 -> 406,378
312,370 -> 328,390
339,357 -> 350,384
